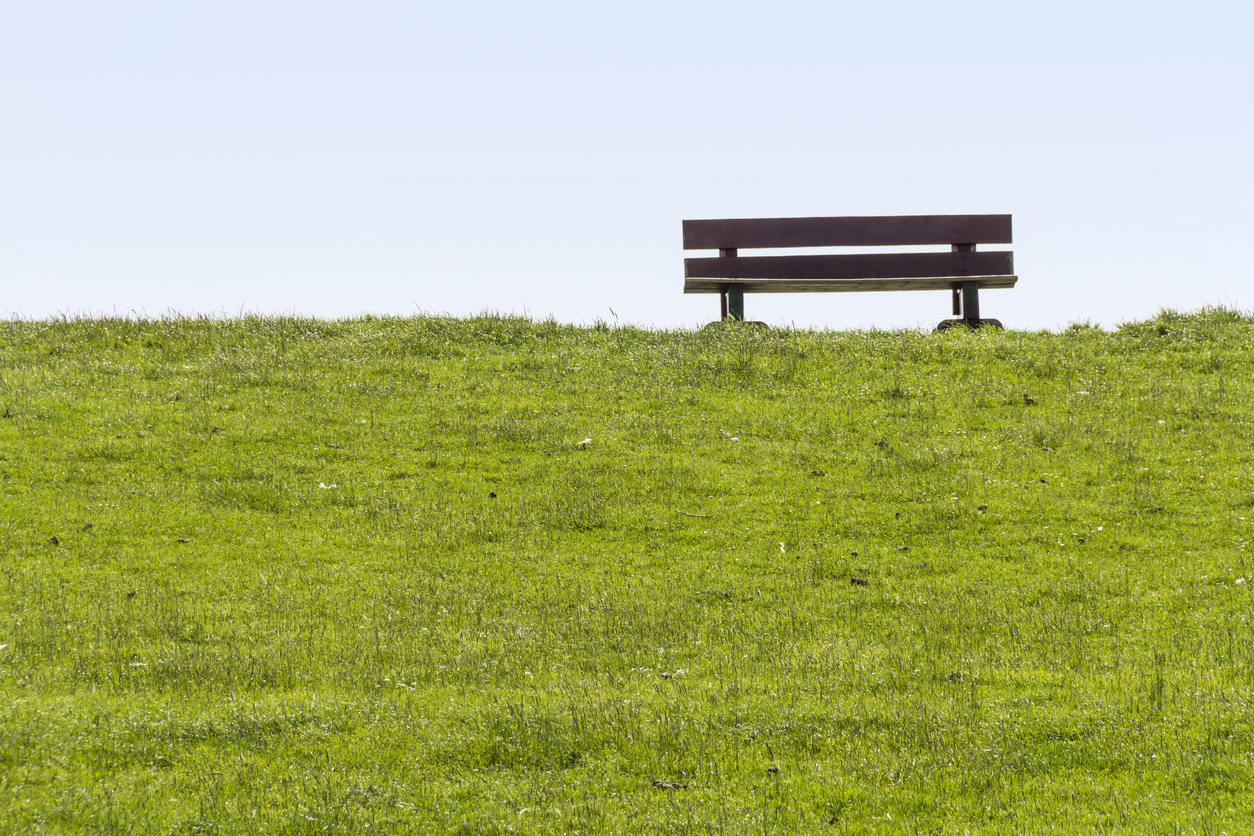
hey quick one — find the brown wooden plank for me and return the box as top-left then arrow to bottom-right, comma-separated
683,275 -> 1018,294
685,251 -> 1013,280
682,215 -> 1012,250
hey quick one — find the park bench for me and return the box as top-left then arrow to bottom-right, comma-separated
683,214 -> 1016,329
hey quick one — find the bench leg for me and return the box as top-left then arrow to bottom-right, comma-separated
727,283 -> 745,321
938,281 -> 996,331
961,281 -> 980,323
720,289 -> 729,321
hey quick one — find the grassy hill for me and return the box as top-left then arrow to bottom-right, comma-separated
1,308 -> 1252,834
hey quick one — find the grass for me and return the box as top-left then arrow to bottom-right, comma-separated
1,307 -> 1252,834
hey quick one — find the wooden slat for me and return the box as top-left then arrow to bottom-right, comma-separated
685,251 -> 1013,280
682,214 -> 1012,250
683,275 -> 1019,294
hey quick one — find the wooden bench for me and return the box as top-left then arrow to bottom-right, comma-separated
683,214 -> 1016,329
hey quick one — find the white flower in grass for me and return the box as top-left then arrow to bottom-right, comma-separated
579,438 -> 592,448
319,482 -> 338,489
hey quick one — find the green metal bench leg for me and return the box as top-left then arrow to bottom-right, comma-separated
962,281 -> 980,323
727,283 -> 745,321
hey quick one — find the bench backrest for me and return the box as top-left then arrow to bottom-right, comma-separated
683,214 -> 1011,250
683,214 -> 1013,282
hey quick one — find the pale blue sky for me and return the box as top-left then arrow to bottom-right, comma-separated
2,1 -> 1250,328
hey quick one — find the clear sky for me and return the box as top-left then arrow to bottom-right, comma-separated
2,2 -> 1250,329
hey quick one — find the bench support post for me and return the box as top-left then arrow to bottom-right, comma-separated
950,244 -> 981,325
719,248 -> 741,321
727,283 -> 745,321
961,281 -> 980,322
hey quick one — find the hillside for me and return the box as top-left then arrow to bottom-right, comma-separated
1,308 -> 1252,833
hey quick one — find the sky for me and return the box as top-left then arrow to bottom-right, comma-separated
2,1 -> 1250,330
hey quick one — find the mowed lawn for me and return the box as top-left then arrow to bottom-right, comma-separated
1,309 -> 1252,834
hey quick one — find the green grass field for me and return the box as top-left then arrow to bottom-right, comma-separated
1,308 -> 1252,834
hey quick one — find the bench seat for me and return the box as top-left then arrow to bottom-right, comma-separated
684,275 -> 1017,294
